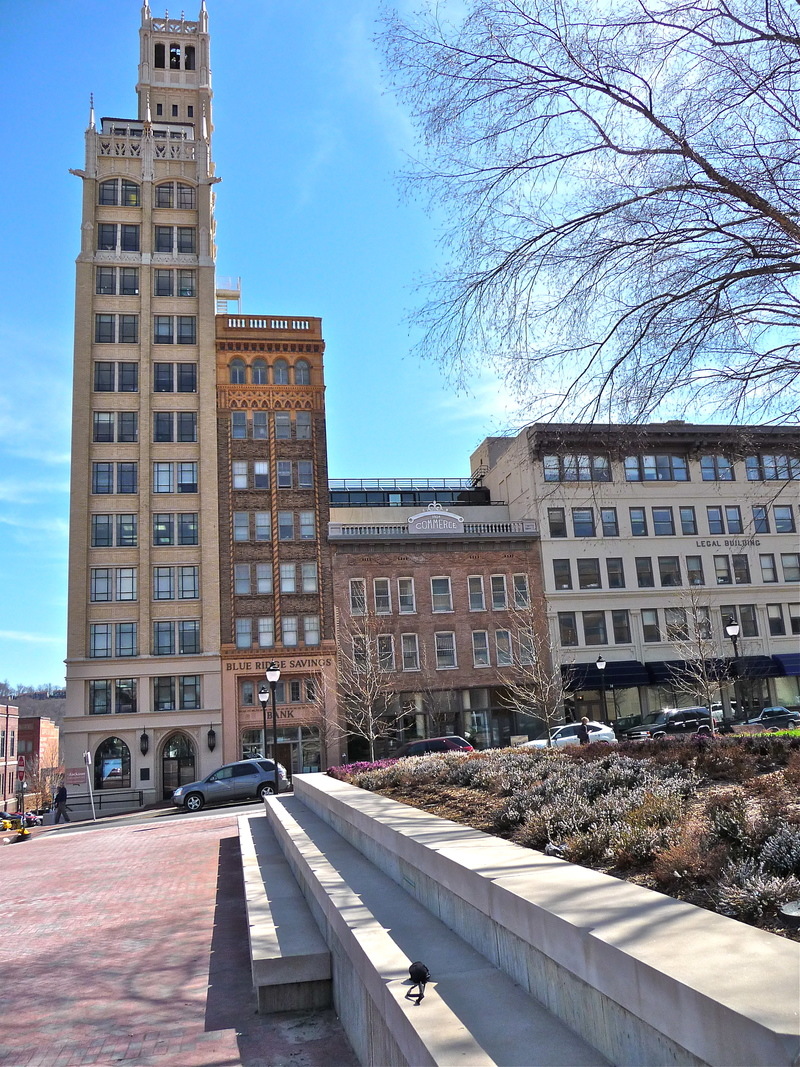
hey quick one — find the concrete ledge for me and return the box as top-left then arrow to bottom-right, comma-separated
293,773 -> 800,1067
238,814 -> 331,1013
265,793 -> 607,1067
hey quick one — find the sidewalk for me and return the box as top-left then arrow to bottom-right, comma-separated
0,812 -> 357,1067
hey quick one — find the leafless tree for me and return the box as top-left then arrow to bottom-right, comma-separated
382,0 -> 800,423
334,608 -> 401,761
660,587 -> 730,732
498,598 -> 573,744
305,672 -> 347,771
24,736 -> 63,807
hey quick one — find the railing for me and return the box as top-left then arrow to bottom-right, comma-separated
224,317 -> 314,331
329,477 -> 475,490
328,520 -> 538,538
66,789 -> 145,811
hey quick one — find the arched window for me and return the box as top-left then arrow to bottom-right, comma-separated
294,360 -> 311,385
184,46 -> 196,70
99,179 -> 140,207
169,43 -> 181,70
94,736 -> 131,790
229,359 -> 246,384
154,42 -> 166,68
252,360 -> 268,384
273,359 -> 289,385
154,182 -> 196,209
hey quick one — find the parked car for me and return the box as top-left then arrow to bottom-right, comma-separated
171,758 -> 290,812
621,707 -> 711,741
710,701 -> 738,721
743,706 -> 800,730
394,736 -> 474,758
521,721 -> 616,748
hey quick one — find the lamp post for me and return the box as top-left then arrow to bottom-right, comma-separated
258,661 -> 281,796
725,619 -> 741,723
596,654 -> 608,723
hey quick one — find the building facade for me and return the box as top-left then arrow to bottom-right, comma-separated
329,481 -> 544,753
216,314 -> 338,773
1,704 -> 20,809
471,423 -> 800,723
63,6 -> 223,801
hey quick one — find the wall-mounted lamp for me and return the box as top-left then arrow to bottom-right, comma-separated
139,731 -> 150,756
207,725 -> 217,752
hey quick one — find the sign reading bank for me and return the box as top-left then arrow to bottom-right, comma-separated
408,502 -> 465,536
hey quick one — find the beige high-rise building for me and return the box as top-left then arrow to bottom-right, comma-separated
63,5 -> 223,803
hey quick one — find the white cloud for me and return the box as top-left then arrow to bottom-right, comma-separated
0,631 -> 63,645
0,479 -> 70,505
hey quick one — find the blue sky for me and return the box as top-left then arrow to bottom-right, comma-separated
0,0 -> 517,688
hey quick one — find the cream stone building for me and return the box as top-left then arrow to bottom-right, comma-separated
63,6 -> 223,802
471,423 -> 800,724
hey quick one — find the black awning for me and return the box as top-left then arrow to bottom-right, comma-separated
646,659 -> 729,685
563,660 -> 650,690
736,655 -> 783,678
773,653 -> 800,677
646,660 -> 683,684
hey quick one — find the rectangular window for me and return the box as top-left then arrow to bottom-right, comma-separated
733,555 -> 751,584
553,559 -> 572,590
89,680 -> 111,714
774,506 -> 796,533
582,611 -> 607,646
299,511 -> 315,540
606,558 -> 625,589
92,462 -> 113,494
707,507 -> 725,535
154,269 -> 174,296
177,227 -> 196,254
97,223 -> 117,251
349,578 -> 366,615
256,563 -> 273,594
297,461 -> 314,488
635,557 -> 654,587
232,461 -> 248,489
118,315 -> 138,343
467,575 -> 485,610
625,454 -> 689,481
258,617 -> 275,647
180,675 -> 201,710
472,631 -> 490,666
177,316 -> 196,345
178,620 -> 200,654
154,315 -> 174,344
571,508 -> 595,537
665,607 -> 688,641
233,512 -> 249,541
658,556 -> 681,587
401,633 -> 420,671
116,568 -> 137,601
577,558 -> 601,590
652,507 -> 675,536
177,513 -> 198,545
376,634 -> 394,669
374,578 -> 391,613
431,576 -> 453,612
280,563 -> 296,593
118,363 -> 138,392
153,462 -> 173,493
230,412 -> 247,439
153,513 -> 174,545
117,412 -> 137,442
254,511 -> 271,541
296,412 -> 312,439
680,507 -> 698,535
116,622 -> 137,657
234,564 -> 251,595
277,461 -> 292,488
94,361 -> 115,391
177,566 -> 198,599
599,508 -> 619,537
95,314 -> 115,343
495,630 -> 513,666
154,363 -> 174,391
759,553 -> 778,582
781,553 -> 800,581
397,577 -> 415,613
120,225 -> 139,252
282,616 -> 298,647
252,411 -> 268,439
740,604 -> 759,638
90,568 -> 112,602
547,508 -> 567,537
746,454 -> 800,481
177,462 -> 197,493
153,566 -> 174,600
235,618 -> 252,649
115,677 -> 137,714
700,455 -> 734,480
154,412 -> 174,442
611,610 -> 631,643
558,612 -> 578,647
91,514 -> 113,547
686,555 -> 705,585
90,623 -> 112,658
642,609 -> 660,642
304,615 -> 321,646
278,512 -> 294,540
301,562 -> 318,593
120,267 -> 139,295
490,575 -> 507,609
752,506 -> 770,534
93,412 -> 115,442
714,555 -> 732,585
435,632 -> 457,668
177,364 -> 197,392
629,508 -> 648,536
96,266 -> 116,294
513,574 -> 529,607
274,412 -> 291,439
767,604 -> 786,636
789,604 -> 800,636
725,506 -> 743,534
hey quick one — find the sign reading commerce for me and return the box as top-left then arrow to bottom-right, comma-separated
408,503 -> 465,536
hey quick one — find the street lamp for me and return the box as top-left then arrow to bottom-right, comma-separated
596,655 -> 608,723
257,661 -> 281,797
725,619 -> 741,721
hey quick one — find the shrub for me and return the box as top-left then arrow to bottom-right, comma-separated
715,859 -> 800,920
760,825 -> 800,877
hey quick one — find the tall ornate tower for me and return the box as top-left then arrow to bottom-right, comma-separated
63,4 -> 222,802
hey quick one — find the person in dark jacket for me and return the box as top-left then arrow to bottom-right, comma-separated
53,784 -> 70,824
576,717 -> 591,745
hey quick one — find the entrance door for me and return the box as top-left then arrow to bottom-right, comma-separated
162,734 -> 196,799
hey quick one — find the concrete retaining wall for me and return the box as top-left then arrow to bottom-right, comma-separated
291,773 -> 800,1067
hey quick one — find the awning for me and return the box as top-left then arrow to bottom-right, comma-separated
563,660 -> 650,690
736,655 -> 783,678
773,653 -> 800,677
647,659 -> 729,684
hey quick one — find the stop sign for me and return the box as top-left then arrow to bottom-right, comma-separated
16,756 -> 25,782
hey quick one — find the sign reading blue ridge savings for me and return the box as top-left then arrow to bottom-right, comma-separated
408,502 -> 465,535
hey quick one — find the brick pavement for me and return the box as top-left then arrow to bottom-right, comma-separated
0,813 -> 357,1067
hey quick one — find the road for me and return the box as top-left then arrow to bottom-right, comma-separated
0,802 -> 357,1067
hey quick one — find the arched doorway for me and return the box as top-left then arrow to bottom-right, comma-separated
94,737 -> 131,789
161,733 -> 196,799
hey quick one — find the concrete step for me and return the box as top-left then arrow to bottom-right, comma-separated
265,794 -> 609,1067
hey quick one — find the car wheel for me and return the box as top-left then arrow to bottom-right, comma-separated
184,792 -> 204,812
653,732 -> 666,740
258,783 -> 276,800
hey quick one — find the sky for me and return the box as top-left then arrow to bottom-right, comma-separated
0,0 -> 518,688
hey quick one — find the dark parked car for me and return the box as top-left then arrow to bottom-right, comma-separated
171,758 -> 289,812
622,707 -> 712,741
394,736 -> 474,758
744,706 -> 800,730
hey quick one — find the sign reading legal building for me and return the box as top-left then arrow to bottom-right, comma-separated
408,502 -> 465,536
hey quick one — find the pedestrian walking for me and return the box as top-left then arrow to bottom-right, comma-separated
576,717 -> 591,746
53,783 -> 70,824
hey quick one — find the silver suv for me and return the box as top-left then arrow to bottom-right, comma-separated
171,758 -> 290,812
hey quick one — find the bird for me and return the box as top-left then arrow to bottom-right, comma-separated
405,961 -> 431,1005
